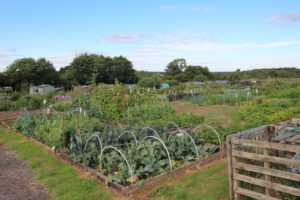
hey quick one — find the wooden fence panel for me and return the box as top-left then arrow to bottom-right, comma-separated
228,132 -> 300,200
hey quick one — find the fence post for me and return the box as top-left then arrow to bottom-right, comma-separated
264,132 -> 271,197
227,136 -> 234,199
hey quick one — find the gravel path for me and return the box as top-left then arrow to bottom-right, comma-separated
0,144 -> 50,200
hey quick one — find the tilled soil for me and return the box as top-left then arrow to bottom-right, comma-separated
0,145 -> 50,200
0,109 -> 45,121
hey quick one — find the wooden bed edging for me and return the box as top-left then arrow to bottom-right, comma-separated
1,120 -> 227,195
59,150 -> 227,195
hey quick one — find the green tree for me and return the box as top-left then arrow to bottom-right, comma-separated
165,58 -> 186,76
109,56 -> 138,84
183,65 -> 214,81
228,69 -> 241,84
0,72 -> 9,87
6,58 -> 58,91
68,54 -> 137,85
58,65 -> 78,90
138,75 -> 162,88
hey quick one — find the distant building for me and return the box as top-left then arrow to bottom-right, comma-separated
30,84 -> 55,95
238,78 -> 261,85
207,80 -> 228,84
72,85 -> 91,92
0,86 -> 13,93
185,81 -> 205,86
53,95 -> 72,103
125,84 -> 136,88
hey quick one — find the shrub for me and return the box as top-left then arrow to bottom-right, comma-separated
126,103 -> 176,121
144,112 -> 205,130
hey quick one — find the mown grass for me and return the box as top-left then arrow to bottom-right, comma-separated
0,126 -> 112,200
151,161 -> 229,200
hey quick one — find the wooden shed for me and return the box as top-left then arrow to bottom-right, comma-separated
30,84 -> 55,95
227,119 -> 300,200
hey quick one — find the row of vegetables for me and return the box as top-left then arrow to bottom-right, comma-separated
13,107 -> 220,185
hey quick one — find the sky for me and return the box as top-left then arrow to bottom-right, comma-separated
1,0 -> 300,72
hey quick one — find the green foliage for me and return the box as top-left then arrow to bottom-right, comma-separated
91,82 -> 157,121
32,115 -> 65,148
143,112 -> 205,130
138,75 -> 162,88
126,103 -> 176,122
68,54 -> 138,85
52,102 -> 72,111
6,58 -> 58,91
0,101 -> 20,111
165,58 -> 187,76
267,87 -> 300,99
222,67 -> 300,80
69,125 -> 217,185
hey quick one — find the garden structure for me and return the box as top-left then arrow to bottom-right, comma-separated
227,119 -> 300,200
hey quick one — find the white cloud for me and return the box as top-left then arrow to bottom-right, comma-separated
0,48 -> 22,71
270,13 -> 300,24
257,41 -> 300,48
99,33 -> 148,43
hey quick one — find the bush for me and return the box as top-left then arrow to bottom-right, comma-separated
144,112 -> 205,130
138,77 -> 161,88
52,102 -> 72,111
126,103 -> 176,121
91,82 -> 157,121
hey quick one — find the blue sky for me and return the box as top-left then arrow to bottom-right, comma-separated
1,0 -> 300,72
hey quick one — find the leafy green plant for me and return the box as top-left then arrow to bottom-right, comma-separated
125,103 -> 176,122
69,125 -> 218,185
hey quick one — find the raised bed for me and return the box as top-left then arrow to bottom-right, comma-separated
1,120 -> 226,195
227,120 -> 300,200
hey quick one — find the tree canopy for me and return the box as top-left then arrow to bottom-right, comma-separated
164,58 -> 215,82
66,54 -> 138,85
6,58 -> 58,91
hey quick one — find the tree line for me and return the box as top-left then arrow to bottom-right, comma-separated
1,53 -> 299,91
0,54 -> 138,91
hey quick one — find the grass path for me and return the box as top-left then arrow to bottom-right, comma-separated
150,160 -> 229,200
0,126 -> 113,200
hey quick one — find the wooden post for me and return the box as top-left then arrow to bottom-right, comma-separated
61,112 -> 65,145
232,144 -> 241,200
75,112 -> 79,135
264,131 -> 271,197
227,136 -> 234,200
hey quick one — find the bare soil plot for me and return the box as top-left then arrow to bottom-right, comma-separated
0,109 -> 44,121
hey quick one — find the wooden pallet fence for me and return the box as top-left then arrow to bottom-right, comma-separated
227,122 -> 300,200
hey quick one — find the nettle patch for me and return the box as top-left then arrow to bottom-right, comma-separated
69,125 -> 220,185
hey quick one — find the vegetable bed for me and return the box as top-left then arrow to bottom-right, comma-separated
11,107 -> 224,195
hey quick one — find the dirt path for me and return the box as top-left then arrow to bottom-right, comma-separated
0,144 -> 50,200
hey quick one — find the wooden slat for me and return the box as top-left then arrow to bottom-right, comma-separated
272,132 -> 298,142
226,137 -> 234,200
233,173 -> 300,197
285,134 -> 300,143
232,150 -> 300,167
231,137 -> 300,152
233,162 -> 300,182
295,139 -> 300,144
234,187 -> 280,200
228,125 -> 268,139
